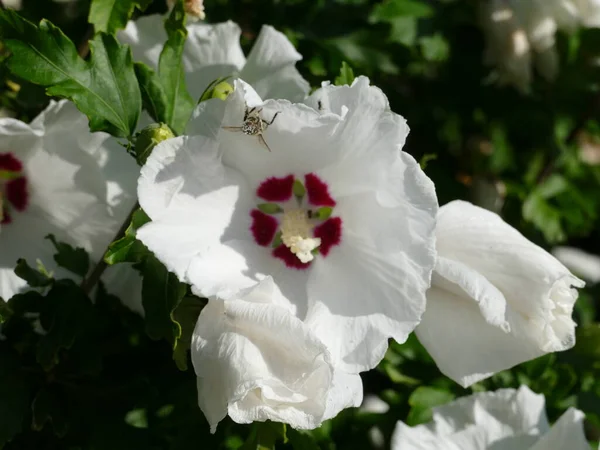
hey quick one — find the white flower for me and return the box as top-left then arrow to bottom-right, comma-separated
415,200 -> 584,387
572,0 -> 600,27
480,0 -> 579,92
119,18 -> 309,102
553,246 -> 600,284
137,76 -> 438,374
392,385 -> 590,450
192,277 -> 363,432
0,100 -> 140,301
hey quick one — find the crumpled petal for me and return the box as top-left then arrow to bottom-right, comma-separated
417,200 -> 583,387
191,278 -> 362,432
392,386 -> 550,450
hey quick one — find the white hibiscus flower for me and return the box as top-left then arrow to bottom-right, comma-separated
192,277 -> 362,432
0,100 -> 139,302
480,0 -> 580,92
416,200 -> 584,387
392,385 -> 590,450
119,18 -> 309,102
136,76 -> 438,374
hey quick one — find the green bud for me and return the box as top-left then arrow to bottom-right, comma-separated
257,203 -> 283,214
212,81 -> 234,100
134,123 -> 175,166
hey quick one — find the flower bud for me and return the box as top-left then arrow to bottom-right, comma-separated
167,0 -> 205,20
133,123 -> 175,166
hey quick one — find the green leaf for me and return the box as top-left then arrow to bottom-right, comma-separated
32,387 -> 69,437
140,255 -> 187,347
104,209 -> 151,265
0,298 -> 9,324
407,386 -> 454,426
0,10 -> 141,137
0,344 -> 33,446
389,17 -> 418,46
286,429 -> 320,450
172,295 -> 206,370
89,0 -> 152,34
334,61 -> 355,86
257,203 -> 283,214
419,34 -> 450,62
419,153 -> 437,170
45,234 -> 90,278
241,422 -> 287,450
370,0 -> 434,23
14,258 -> 53,288
134,3 -> 195,135
37,280 -> 94,370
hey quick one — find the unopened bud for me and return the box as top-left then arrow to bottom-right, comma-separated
167,0 -> 205,20
134,123 -> 175,166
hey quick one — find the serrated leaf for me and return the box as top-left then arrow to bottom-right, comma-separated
89,0 -> 152,34
37,280 -> 94,370
140,255 -> 187,347
14,259 -> 53,288
104,208 -> 151,265
172,295 -> 206,370
134,3 -> 194,135
0,344 -> 33,446
45,234 -> 89,277
334,61 -> 355,86
0,10 -> 141,137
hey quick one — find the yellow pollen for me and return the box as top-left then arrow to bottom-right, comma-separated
281,209 -> 321,263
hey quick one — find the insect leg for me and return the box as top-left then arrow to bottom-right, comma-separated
258,134 -> 273,152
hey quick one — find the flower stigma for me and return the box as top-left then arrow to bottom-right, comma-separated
280,209 -> 322,263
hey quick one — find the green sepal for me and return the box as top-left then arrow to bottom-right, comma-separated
293,179 -> 306,199
257,203 -> 283,214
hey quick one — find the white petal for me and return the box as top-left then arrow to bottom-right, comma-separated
192,279 -> 341,432
136,135 -> 254,279
392,386 -> 549,450
183,21 -> 246,100
118,15 -> 166,70
530,408 -> 590,450
240,25 -> 309,102
416,286 -> 542,387
306,158 -> 437,372
436,201 -> 583,353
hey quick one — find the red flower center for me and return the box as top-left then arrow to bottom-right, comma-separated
250,173 -> 342,270
0,153 -> 29,224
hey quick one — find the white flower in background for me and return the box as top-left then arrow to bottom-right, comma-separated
392,385 -> 590,450
2,0 -> 21,10
360,395 -> 390,449
167,0 -> 205,20
415,200 -> 583,387
137,76 -> 438,375
119,18 -> 309,103
553,246 -> 600,284
192,277 -> 362,432
572,0 -> 600,27
0,100 -> 139,302
480,0 -> 579,92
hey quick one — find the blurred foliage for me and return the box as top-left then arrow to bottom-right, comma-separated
1,0 -> 600,449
